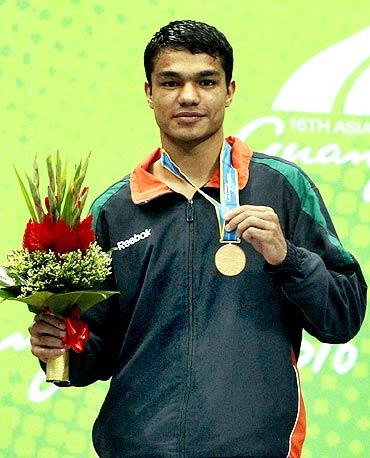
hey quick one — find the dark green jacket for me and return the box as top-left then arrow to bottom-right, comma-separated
68,138 -> 367,457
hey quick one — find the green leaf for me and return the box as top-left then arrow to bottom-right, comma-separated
73,154 -> 90,196
0,287 -> 21,302
16,291 -> 55,313
73,160 -> 82,187
55,151 -> 61,186
0,266 -> 16,287
0,266 -> 22,300
47,185 -> 57,219
14,166 -> 38,221
32,156 -> 44,220
61,180 -> 73,225
60,162 -> 67,198
0,265 -> 24,286
46,155 -> 56,193
57,177 -> 66,215
26,173 -> 45,221
81,153 -> 91,177
14,290 -> 118,315
55,151 -> 64,214
71,189 -> 88,225
74,175 -> 84,195
33,155 -> 40,190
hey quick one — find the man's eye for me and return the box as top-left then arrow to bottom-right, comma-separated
161,81 -> 179,87
200,79 -> 216,86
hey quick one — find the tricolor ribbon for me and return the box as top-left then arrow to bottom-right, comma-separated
161,141 -> 240,242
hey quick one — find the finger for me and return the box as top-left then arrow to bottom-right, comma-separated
31,345 -> 66,363
226,210 -> 276,232
235,217 -> 275,238
226,205 -> 272,220
28,321 -> 66,339
34,313 -> 66,330
241,226 -> 275,243
30,334 -> 65,349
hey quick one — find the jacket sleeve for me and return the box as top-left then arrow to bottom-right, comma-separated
267,180 -> 367,344
66,202 -> 127,387
67,282 -> 123,387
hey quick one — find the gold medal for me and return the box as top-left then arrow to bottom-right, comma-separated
215,243 -> 246,276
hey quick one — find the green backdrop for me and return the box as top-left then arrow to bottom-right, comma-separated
0,1 -> 369,457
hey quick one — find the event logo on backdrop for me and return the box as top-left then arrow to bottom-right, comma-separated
237,26 -> 370,203
236,27 -> 370,376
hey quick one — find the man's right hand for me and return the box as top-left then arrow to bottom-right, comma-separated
28,313 -> 67,363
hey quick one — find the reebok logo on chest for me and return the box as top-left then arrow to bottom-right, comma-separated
116,228 -> 152,250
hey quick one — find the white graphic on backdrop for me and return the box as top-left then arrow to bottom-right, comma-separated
0,332 -> 30,351
344,65 -> 370,116
298,341 -> 358,374
236,27 -> 370,202
28,370 -> 59,403
272,26 -> 370,115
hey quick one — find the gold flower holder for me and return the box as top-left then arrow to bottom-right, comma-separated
46,351 -> 70,386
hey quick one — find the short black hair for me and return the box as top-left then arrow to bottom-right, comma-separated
144,20 -> 233,88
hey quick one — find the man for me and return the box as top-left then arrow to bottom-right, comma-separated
29,20 -> 367,457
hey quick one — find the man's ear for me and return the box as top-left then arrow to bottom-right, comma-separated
225,80 -> 236,107
145,82 -> 153,108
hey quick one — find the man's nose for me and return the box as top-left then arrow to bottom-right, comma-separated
178,82 -> 200,106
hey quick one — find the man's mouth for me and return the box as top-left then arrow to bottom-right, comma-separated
173,112 -> 205,122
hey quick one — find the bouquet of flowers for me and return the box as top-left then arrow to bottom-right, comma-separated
0,153 -> 117,385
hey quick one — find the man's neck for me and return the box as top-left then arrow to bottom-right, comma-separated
161,131 -> 224,187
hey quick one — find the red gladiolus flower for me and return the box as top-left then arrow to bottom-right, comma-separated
23,214 -> 95,254
74,215 -> 95,253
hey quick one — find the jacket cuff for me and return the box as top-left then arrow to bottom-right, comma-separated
264,240 -> 304,275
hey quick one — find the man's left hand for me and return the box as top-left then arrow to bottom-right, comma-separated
225,205 -> 287,266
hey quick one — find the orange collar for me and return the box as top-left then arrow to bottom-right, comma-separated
130,136 -> 253,204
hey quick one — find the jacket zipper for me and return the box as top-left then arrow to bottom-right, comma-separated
180,199 -> 194,457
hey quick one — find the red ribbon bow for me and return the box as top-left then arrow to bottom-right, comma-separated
44,306 -> 90,353
62,306 -> 90,353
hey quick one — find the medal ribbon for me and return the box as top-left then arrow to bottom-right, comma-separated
161,141 -> 239,242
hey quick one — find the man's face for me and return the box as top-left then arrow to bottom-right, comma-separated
145,49 -> 235,148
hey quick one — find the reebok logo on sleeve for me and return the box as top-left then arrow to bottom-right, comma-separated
116,228 -> 152,250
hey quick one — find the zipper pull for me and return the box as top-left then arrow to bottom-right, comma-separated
186,199 -> 194,222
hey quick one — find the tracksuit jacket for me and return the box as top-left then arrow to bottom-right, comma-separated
66,136 -> 367,457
